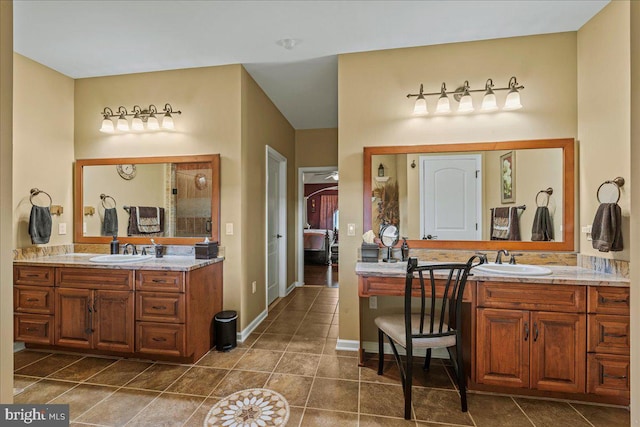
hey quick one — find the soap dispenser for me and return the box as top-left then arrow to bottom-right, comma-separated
110,235 -> 120,254
401,237 -> 409,261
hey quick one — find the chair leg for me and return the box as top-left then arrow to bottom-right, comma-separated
455,341 -> 468,412
404,348 -> 413,419
423,348 -> 432,370
377,329 -> 384,375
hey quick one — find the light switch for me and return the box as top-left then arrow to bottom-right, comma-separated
347,223 -> 356,236
225,223 -> 234,235
58,223 -> 67,235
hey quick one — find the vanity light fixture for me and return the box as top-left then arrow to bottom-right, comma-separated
407,76 -> 524,115
99,103 -> 182,133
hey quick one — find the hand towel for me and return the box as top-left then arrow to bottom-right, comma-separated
102,207 -> 118,236
127,206 -> 165,236
591,203 -> 623,252
490,207 -> 521,241
531,206 -> 554,241
28,205 -> 52,244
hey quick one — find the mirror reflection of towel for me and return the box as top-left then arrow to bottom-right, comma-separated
490,207 -> 521,241
591,203 -> 623,252
127,206 -> 165,235
531,206 -> 554,241
102,207 -> 118,236
29,206 -> 52,244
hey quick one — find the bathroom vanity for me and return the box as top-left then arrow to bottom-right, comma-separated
14,254 -> 223,363
356,262 -> 630,405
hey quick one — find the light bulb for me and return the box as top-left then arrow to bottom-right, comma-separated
413,95 -> 428,115
435,95 -> 451,114
100,118 -> 114,133
147,114 -> 160,130
161,113 -> 175,130
131,115 -> 144,131
458,93 -> 474,113
503,89 -> 522,110
116,116 -> 129,131
481,92 -> 498,112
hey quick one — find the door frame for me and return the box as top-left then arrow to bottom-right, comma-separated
418,153 -> 482,241
265,146 -> 287,307
297,166 -> 338,286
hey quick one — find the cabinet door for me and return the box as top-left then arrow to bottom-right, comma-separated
530,311 -> 586,393
56,288 -> 92,349
476,308 -> 529,388
93,290 -> 134,353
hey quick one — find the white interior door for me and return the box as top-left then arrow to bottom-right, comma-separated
266,147 -> 286,306
420,154 -> 482,240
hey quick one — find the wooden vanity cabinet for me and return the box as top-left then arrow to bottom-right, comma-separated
476,282 -> 586,394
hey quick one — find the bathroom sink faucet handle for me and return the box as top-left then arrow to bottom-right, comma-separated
475,252 -> 488,264
509,253 -> 523,265
495,249 -> 509,264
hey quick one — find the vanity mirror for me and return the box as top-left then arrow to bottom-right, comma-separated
363,138 -> 574,251
74,154 -> 220,245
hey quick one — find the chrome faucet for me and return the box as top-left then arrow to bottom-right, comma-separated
123,243 -> 138,255
495,249 -> 509,264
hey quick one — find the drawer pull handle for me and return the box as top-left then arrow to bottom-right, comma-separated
603,333 -> 627,338
600,296 -> 629,304
603,373 -> 628,380
524,322 -> 529,341
26,298 -> 39,302
25,274 -> 40,277
152,279 -> 167,283
152,337 -> 167,342
25,327 -> 38,332
152,305 -> 167,310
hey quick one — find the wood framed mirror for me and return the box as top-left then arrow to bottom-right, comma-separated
74,154 -> 220,245
363,138 -> 574,251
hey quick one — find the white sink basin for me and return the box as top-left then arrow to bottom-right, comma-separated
474,263 -> 552,276
89,254 -> 153,263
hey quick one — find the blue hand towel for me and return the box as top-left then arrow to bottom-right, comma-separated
28,205 -> 52,244
102,207 -> 118,236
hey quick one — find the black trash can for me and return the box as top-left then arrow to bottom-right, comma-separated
214,310 -> 237,352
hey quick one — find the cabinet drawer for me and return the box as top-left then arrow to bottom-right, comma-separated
588,287 -> 629,315
136,322 -> 185,356
477,282 -> 585,312
136,271 -> 184,292
14,286 -> 54,314
14,314 -> 54,344
136,292 -> 185,323
14,266 -> 55,286
359,276 -> 471,301
56,268 -> 133,290
587,314 -> 629,355
587,353 -> 630,399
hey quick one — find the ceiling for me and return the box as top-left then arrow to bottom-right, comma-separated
13,1 -> 608,130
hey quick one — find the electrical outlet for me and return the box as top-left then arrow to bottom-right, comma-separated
252,281 -> 256,293
226,223 -> 234,235
58,223 -> 67,235
369,296 -> 377,309
347,223 -> 356,236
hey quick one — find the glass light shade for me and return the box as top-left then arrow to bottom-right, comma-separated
116,116 -> 129,131
435,95 -> 451,114
412,96 -> 428,115
131,116 -> 144,131
99,118 -> 115,133
457,94 -> 474,113
503,89 -> 522,110
161,113 -> 175,130
481,93 -> 498,112
147,115 -> 160,130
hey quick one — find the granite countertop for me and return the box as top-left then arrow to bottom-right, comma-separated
355,261 -> 629,287
13,253 -> 224,272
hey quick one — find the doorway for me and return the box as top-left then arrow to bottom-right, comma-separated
266,146 -> 287,306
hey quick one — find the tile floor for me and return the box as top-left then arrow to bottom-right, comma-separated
13,285 -> 629,427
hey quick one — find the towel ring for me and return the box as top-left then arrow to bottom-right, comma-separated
100,194 -> 117,209
597,177 -> 624,203
535,187 -> 553,207
29,188 -> 52,208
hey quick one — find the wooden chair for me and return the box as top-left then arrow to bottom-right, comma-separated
374,256 -> 482,419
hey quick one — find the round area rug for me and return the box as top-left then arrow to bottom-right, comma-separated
204,388 -> 290,427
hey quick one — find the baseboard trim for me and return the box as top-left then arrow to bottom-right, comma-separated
237,309 -> 268,343
335,339 -> 359,352
285,282 -> 297,296
14,342 -> 25,353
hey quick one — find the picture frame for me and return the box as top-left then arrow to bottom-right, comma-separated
500,151 -> 515,203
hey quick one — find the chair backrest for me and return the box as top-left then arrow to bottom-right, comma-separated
404,256 -> 482,347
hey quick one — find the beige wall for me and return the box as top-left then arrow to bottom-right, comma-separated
240,67 -> 295,326
577,1 -> 631,261
0,0 -> 13,404
295,128 -> 338,168
338,32 -> 578,341
13,54 -> 75,249
626,1 -> 638,424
